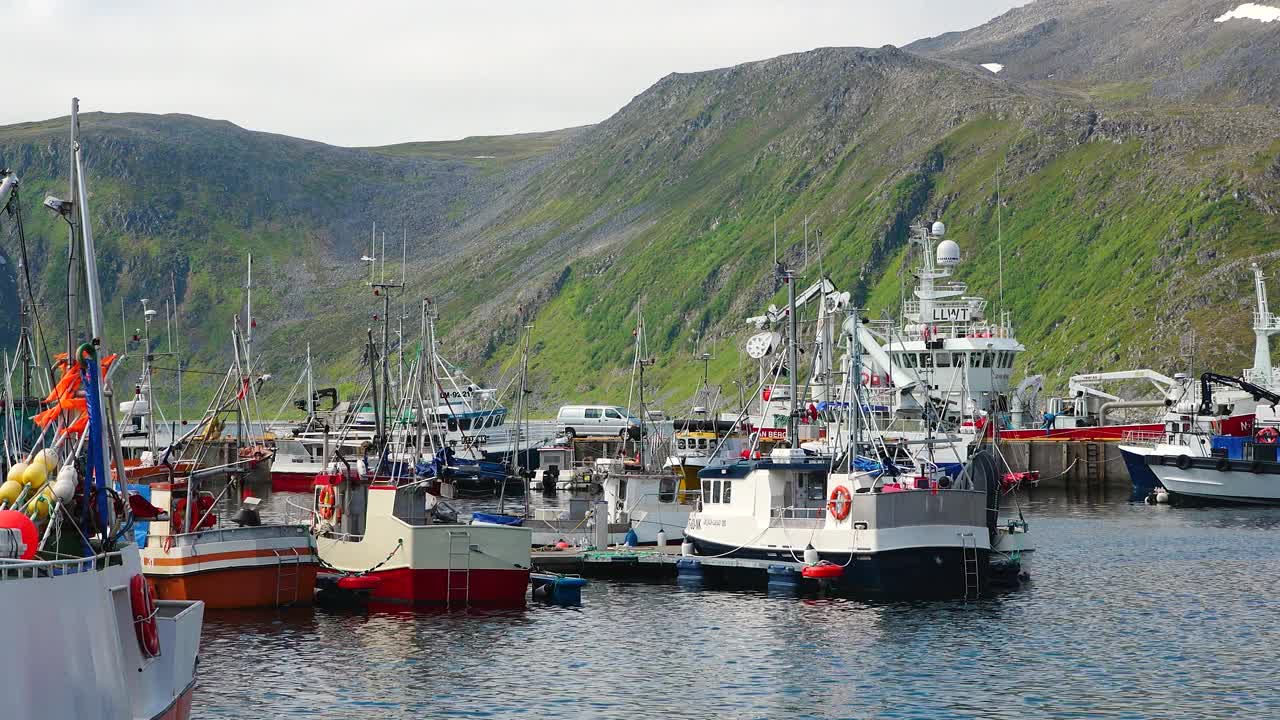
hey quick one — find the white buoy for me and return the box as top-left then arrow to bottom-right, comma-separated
680,538 -> 693,557
52,465 -> 78,503
655,528 -> 667,548
803,544 -> 819,566
1155,489 -> 1170,504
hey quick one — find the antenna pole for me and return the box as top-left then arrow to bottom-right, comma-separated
996,158 -> 1005,317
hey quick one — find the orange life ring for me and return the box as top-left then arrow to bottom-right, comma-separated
827,485 -> 852,521
1256,427 -> 1278,445
317,484 -> 337,521
130,574 -> 161,658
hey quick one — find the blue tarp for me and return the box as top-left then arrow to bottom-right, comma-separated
1212,435 -> 1249,460
129,483 -> 152,547
471,512 -> 524,526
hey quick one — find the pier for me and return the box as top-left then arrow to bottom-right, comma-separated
997,439 -> 1126,485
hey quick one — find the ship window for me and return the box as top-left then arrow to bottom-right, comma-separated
677,438 -> 686,450
659,477 -> 676,503
953,353 -> 966,367
447,418 -> 458,432
701,479 -> 711,500
920,353 -> 934,368
935,353 -> 951,367
982,353 -> 993,368
605,408 -> 622,419
585,408 -> 602,419
903,352 -> 917,369
722,481 -> 732,504
712,480 -> 722,504
700,439 -> 710,449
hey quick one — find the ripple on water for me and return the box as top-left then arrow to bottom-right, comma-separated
196,485 -> 1280,719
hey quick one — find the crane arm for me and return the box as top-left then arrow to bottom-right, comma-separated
1199,372 -> 1280,416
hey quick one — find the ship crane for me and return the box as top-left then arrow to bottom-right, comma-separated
1249,263 -> 1280,387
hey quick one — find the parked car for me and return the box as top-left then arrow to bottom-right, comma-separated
556,405 -> 643,439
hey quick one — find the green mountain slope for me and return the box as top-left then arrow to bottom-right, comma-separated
2,0 -> 1278,416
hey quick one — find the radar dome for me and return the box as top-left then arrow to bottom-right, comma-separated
936,239 -> 960,266
931,221 -> 946,237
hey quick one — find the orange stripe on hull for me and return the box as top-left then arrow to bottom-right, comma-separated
149,563 -> 317,609
146,547 -> 311,567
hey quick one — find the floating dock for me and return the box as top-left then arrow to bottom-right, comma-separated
532,545 -> 833,591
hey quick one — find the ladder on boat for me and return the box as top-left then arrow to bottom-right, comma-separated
273,548 -> 302,607
446,530 -> 472,608
959,532 -> 980,600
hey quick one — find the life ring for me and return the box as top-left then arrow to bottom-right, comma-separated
317,484 -> 338,521
827,485 -> 852,521
1256,427 -> 1278,445
130,574 -> 161,658
1175,455 -> 1191,470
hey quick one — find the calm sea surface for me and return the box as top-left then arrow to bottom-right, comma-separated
195,481 -> 1280,719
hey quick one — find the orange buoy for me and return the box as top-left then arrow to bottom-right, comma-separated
827,485 -> 852,521
802,562 -> 843,579
0,509 -> 38,559
130,574 -> 161,658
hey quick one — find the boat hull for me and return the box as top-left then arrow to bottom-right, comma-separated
1119,446 -> 1162,492
327,566 -> 530,607
688,537 -> 991,598
151,678 -> 196,720
141,525 -> 318,609
1147,455 -> 1280,505
270,469 -> 322,492
149,561 -> 318,609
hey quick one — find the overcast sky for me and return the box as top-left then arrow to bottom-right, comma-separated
6,0 -> 1024,147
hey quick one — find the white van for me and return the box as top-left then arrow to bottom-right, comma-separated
556,405 -> 642,439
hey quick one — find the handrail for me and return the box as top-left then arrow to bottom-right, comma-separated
0,548 -> 126,579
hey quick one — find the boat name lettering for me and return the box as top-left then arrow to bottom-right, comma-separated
930,307 -> 970,322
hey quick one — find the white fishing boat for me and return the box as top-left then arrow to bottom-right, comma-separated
0,100 -> 203,719
684,252 -> 1015,598
1141,374 -> 1280,504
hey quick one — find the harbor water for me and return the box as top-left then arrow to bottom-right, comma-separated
197,483 -> 1280,719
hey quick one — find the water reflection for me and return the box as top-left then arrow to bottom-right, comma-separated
195,479 -> 1280,719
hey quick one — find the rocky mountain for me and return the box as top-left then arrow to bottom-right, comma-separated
2,0 -> 1279,412
908,0 -> 1280,105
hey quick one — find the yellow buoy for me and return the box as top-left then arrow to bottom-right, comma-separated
32,449 -> 59,472
21,462 -> 49,490
25,486 -> 54,520
6,462 -> 28,486
0,479 -> 22,505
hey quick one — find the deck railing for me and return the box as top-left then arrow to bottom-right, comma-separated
0,549 -> 125,581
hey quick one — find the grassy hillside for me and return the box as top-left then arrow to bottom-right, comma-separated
3,0 -> 1278,418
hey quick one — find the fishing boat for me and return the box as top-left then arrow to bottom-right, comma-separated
307,467 -> 531,607
137,310 -> 314,608
0,100 -> 203,718
1139,373 -> 1280,505
685,254 -> 1013,598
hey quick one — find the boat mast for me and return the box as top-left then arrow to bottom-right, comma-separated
70,99 -> 128,500
519,309 -> 532,517
415,300 -> 428,458
786,268 -> 799,446
367,327 -> 383,453
245,253 -> 253,377
305,343 -> 316,424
